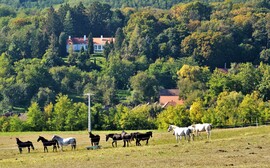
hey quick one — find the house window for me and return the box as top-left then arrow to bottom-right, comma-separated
98,45 -> 101,50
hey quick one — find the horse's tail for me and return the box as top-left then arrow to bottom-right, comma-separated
209,124 -> 213,130
73,139 -> 77,148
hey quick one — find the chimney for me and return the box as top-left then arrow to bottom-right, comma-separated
101,35 -> 103,39
69,36 -> 71,40
84,35 -> 86,41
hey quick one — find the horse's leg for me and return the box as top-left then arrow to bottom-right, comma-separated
19,147 -> 22,154
123,140 -> 126,147
207,131 -> 211,139
28,147 -> 30,153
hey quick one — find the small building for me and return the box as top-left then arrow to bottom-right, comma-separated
66,35 -> 114,53
159,89 -> 184,107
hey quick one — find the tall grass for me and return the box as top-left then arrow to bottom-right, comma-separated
0,126 -> 270,168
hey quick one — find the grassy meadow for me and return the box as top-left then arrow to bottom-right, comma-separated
0,126 -> 270,168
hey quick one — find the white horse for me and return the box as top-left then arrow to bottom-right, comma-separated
190,123 -> 212,139
52,135 -> 76,151
168,125 -> 193,143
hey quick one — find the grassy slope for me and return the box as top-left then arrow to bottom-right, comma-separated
0,126 -> 270,168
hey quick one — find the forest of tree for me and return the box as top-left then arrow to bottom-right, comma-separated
0,0 -> 270,131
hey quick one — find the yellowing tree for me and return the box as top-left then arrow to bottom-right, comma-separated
190,99 -> 205,123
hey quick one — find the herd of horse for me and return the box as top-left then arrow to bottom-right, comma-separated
168,123 -> 212,143
15,123 -> 212,153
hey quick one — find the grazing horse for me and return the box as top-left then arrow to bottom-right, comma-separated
16,138 -> 35,154
52,135 -> 76,151
190,123 -> 212,139
89,132 -> 100,146
168,125 -> 192,143
106,133 -> 122,147
37,136 -> 59,152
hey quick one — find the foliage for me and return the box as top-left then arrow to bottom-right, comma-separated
156,105 -> 191,129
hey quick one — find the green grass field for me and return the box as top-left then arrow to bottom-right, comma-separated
0,126 -> 270,168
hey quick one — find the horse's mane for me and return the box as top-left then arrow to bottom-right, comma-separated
16,138 -> 22,143
52,135 -> 62,140
38,136 -> 48,141
170,125 -> 178,129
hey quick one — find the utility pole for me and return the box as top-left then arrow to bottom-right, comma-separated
84,93 -> 93,132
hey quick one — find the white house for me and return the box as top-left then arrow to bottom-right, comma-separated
66,35 -> 115,53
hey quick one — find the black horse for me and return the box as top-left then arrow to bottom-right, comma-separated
37,136 -> 59,152
16,138 -> 35,154
89,132 -> 100,146
106,133 -> 122,147
133,131 -> 153,146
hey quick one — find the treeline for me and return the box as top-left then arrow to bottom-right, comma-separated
0,0 -> 258,9
0,0 -> 270,131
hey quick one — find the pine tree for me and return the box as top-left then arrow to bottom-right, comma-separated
114,28 -> 124,51
63,11 -> 74,36
87,33 -> 94,56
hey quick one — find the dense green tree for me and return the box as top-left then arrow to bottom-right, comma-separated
106,57 -> 135,89
231,62 -> 261,95
43,102 -> 54,130
208,68 -> 236,97
119,104 -> 156,130
31,87 -> 55,108
129,71 -> 159,103
44,6 -> 62,36
72,2 -> 89,36
59,32 -> 68,57
239,92 -> 262,126
49,66 -> 83,94
31,31 -> 49,59
87,2 -> 112,36
96,75 -> 116,106
25,102 -> 45,131
53,94 -> 73,131
63,11 -> 74,36
257,63 -> 270,100
177,65 -> 210,104
9,115 -> 23,132
214,91 -> 244,127
42,34 -> 64,67
87,32 -> 94,56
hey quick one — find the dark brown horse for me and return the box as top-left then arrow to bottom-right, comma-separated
16,138 -> 35,154
133,131 -> 153,146
89,132 -> 100,146
37,136 -> 59,152
106,133 -> 122,147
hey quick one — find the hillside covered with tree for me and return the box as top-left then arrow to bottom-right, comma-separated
0,0 -> 269,131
